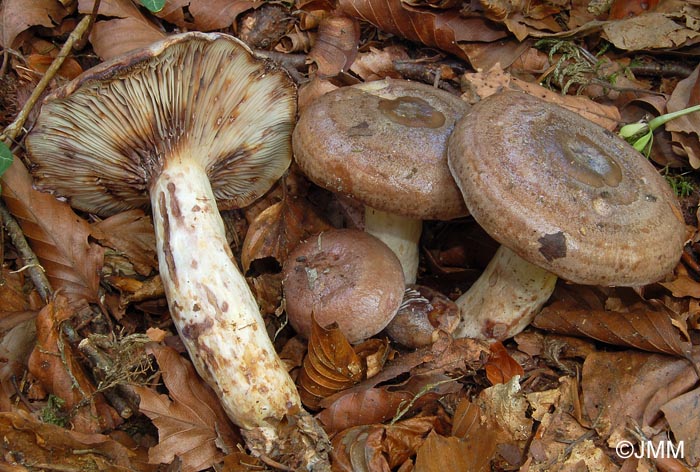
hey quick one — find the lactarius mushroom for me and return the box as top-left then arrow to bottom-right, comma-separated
25,32 -> 329,467
447,91 -> 686,341
283,229 -> 405,343
293,79 -> 469,284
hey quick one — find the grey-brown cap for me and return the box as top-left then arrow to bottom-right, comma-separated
292,79 -> 469,220
26,32 -> 296,216
447,91 -> 686,286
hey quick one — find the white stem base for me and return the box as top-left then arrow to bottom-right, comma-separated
151,159 -> 300,430
364,207 -> 421,284
453,246 -> 557,341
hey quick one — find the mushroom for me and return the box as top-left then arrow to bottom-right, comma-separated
283,229 -> 405,343
25,32 -> 329,466
384,284 -> 460,348
292,79 -> 469,284
447,91 -> 686,341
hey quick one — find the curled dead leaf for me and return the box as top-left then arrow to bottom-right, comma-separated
297,318 -> 363,410
307,15 -> 360,77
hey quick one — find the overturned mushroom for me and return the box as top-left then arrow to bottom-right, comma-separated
447,91 -> 686,341
293,79 -> 469,283
25,32 -> 329,467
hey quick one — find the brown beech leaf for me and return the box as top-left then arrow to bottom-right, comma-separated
331,416 -> 443,471
187,0 -> 258,31
0,0 -> 69,48
337,0 -> 507,63
297,318 -> 363,410
78,0 -> 166,59
661,386 -> 700,468
349,45 -> 411,81
533,299 -> 693,358
241,196 -> 331,313
0,268 -> 32,314
665,64 -> 700,169
0,410 -> 135,469
241,196 -> 332,273
602,12 -> 700,51
582,350 -> 695,446
133,343 -> 241,472
307,15 -> 360,77
318,372 -> 460,434
414,430 -> 489,472
92,209 -> 157,277
317,387 -> 413,433
27,295 -> 122,433
2,160 -> 103,308
484,341 -> 524,385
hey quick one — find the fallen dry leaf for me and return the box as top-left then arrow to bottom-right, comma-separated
241,196 -> 332,275
297,318 -> 363,410
332,416 -> 443,470
307,15 -> 360,77
581,349 -> 696,447
78,0 -> 166,59
0,0 -> 69,48
349,45 -> 411,81
484,341 -> 525,385
2,160 -> 103,309
602,12 -> 700,51
661,386 -> 700,467
92,209 -> 158,277
665,63 -> 700,169
533,299 -> 693,358
27,295 -> 121,433
0,410 -> 135,469
337,0 -> 508,64
415,430 -> 491,472
133,343 -> 241,472
318,370 -> 461,434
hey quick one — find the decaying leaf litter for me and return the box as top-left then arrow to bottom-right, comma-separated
1,0 -> 700,470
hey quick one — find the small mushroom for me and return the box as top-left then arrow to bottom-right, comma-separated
283,229 -> 405,343
25,32 -> 328,464
447,91 -> 686,341
384,284 -> 460,348
292,79 -> 469,284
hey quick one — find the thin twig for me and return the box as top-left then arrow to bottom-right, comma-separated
1,14 -> 92,145
0,199 -> 52,302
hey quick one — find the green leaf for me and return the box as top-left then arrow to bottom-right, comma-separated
0,141 -> 13,193
0,141 -> 12,176
139,0 -> 165,13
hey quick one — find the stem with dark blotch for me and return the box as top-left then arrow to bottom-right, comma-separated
150,157 -> 300,430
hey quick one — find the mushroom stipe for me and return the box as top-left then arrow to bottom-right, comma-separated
447,91 -> 686,341
26,32 -> 330,469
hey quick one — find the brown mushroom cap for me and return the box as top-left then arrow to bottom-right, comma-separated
283,229 -> 405,343
384,284 -> 459,348
26,32 -> 295,216
447,91 -> 686,286
292,79 -> 469,220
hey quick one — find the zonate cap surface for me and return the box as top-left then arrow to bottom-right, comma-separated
447,91 -> 686,286
293,79 -> 469,220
